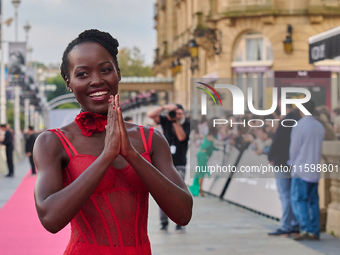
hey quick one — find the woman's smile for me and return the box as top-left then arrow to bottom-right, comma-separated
67,42 -> 120,113
88,89 -> 110,101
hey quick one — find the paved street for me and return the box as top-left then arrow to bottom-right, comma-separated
148,194 -> 340,255
1,159 -> 340,255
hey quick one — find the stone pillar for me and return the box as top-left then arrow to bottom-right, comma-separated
318,173 -> 331,231
322,141 -> 340,237
327,179 -> 340,236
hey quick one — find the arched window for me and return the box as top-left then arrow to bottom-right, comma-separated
234,32 -> 273,63
232,32 -> 274,109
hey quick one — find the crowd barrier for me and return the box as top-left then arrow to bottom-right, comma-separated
188,143 -> 281,219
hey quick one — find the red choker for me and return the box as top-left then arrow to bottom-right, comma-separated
74,111 -> 107,137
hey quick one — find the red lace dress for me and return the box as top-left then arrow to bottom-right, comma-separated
49,126 -> 153,255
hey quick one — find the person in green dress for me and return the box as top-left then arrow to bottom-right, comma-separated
190,119 -> 219,196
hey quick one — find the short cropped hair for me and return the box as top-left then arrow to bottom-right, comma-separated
60,29 -> 119,81
176,104 -> 184,111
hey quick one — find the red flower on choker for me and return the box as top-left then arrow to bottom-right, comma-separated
74,111 -> 107,137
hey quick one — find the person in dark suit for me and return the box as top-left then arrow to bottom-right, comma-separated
26,126 -> 37,175
1,124 -> 14,177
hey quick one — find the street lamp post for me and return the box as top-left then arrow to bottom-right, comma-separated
12,0 -> 21,42
23,21 -> 30,43
12,0 -> 21,153
23,21 -> 31,129
0,0 -> 6,123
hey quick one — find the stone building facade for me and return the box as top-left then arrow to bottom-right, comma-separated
153,0 -> 340,237
153,0 -> 340,112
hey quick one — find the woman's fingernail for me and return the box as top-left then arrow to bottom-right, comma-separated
113,106 -> 115,109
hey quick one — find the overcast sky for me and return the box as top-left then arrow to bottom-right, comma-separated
2,0 -> 156,66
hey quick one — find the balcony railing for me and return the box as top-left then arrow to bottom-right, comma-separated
223,0 -> 273,16
228,0 -> 267,5
309,0 -> 340,14
321,0 -> 340,7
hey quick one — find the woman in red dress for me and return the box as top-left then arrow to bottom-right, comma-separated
34,29 -> 192,255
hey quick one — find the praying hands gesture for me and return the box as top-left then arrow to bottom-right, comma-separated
105,94 -> 135,162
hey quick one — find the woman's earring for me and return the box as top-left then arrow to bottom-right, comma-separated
68,87 -> 73,92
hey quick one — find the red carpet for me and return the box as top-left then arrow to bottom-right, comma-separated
0,174 -> 70,255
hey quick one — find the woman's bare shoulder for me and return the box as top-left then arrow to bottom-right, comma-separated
126,123 -> 163,138
36,129 -> 58,143
35,122 -> 76,150
35,129 -> 62,149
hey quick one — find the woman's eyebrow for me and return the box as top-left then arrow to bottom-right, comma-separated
75,61 -> 112,69
99,61 -> 112,66
75,65 -> 89,70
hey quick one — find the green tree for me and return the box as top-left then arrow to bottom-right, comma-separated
6,101 -> 24,130
57,102 -> 80,109
46,74 -> 69,101
45,74 -> 79,109
118,47 -> 153,77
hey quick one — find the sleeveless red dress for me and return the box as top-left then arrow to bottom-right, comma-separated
49,126 -> 153,255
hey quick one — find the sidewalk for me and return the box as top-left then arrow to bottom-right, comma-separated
149,194 -> 340,255
0,158 -> 31,209
1,160 -> 339,255
148,195 -> 340,255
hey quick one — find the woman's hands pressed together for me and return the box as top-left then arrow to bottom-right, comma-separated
104,94 -> 136,162
103,95 -> 121,162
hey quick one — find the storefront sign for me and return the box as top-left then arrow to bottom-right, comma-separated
274,71 -> 331,109
309,26 -> 340,63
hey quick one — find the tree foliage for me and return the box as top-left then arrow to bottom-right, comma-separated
45,74 -> 80,109
6,101 -> 24,130
46,74 -> 69,102
57,102 -> 79,109
118,47 -> 153,77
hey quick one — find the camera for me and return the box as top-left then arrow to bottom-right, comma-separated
168,110 -> 176,119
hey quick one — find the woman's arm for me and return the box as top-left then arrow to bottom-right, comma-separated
34,96 -> 120,233
125,129 -> 192,226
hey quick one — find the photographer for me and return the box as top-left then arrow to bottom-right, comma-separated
148,104 -> 190,232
